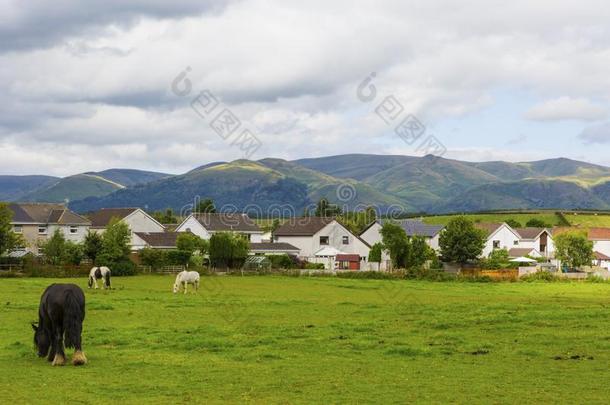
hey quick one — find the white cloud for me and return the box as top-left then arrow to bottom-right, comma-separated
2,1 -> 610,175
525,96 -> 607,121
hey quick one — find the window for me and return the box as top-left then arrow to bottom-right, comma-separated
70,226 -> 78,234
513,240 -> 519,246
38,227 -> 47,235
319,236 -> 329,245
493,240 -> 500,249
13,225 -> 22,234
342,236 -> 349,245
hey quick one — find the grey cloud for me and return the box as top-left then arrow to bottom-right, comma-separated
579,122 -> 610,144
0,0 -> 235,52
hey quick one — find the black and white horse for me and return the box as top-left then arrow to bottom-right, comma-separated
88,266 -> 111,289
32,284 -> 87,366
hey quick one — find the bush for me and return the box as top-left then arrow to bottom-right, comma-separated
337,271 -> 396,280
304,262 -> 325,270
110,259 -> 138,276
520,271 -> 560,282
268,254 -> 295,269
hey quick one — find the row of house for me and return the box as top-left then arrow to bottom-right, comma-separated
7,203 -> 610,270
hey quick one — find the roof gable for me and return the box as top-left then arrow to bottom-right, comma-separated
274,217 -> 335,236
8,203 -> 90,225
88,208 -> 139,228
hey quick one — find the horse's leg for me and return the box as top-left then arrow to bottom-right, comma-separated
184,281 -> 188,295
51,325 -> 66,366
46,328 -> 56,362
71,326 -> 87,366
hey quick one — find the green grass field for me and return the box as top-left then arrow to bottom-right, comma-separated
563,214 -> 610,227
1,276 -> 609,404
421,212 -> 562,227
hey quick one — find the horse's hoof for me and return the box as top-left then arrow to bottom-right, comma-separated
72,351 -> 87,366
52,354 -> 66,366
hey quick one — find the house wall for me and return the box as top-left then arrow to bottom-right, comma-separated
176,216 -> 211,239
175,215 -> 263,242
14,223 -> 89,254
593,240 -> 610,257
47,224 -> 89,244
429,234 -> 441,251
276,221 -> 370,263
482,225 -> 522,257
360,223 -> 382,246
124,210 -> 165,234
519,232 -> 555,258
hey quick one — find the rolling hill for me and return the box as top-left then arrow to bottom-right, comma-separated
0,175 -> 58,201
4,154 -> 610,214
16,169 -> 172,203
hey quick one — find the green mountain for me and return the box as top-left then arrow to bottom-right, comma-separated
6,154 -> 610,214
435,179 -> 609,212
70,160 -> 405,213
19,169 -> 172,203
0,175 -> 58,202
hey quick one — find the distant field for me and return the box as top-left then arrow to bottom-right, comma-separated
563,214 -> 610,227
1,276 -> 609,404
421,212 -> 562,227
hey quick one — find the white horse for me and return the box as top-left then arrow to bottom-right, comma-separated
173,271 -> 200,294
88,267 -> 111,290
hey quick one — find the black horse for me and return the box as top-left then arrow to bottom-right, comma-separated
32,284 -> 87,366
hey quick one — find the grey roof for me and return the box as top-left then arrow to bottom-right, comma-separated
135,232 -> 180,248
191,213 -> 261,232
274,217 -> 335,236
249,242 -> 300,252
88,208 -> 140,228
398,220 -> 444,238
8,203 -> 90,225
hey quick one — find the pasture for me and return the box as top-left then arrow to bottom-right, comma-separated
1,276 -> 609,404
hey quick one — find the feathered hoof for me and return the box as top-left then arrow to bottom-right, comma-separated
72,351 -> 87,366
52,354 -> 66,366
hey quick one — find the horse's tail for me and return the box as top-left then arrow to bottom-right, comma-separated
104,270 -> 111,289
63,289 -> 84,349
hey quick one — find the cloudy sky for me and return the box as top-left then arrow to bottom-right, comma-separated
2,0 -> 610,176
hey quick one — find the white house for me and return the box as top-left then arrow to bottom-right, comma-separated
176,213 -> 263,242
589,228 -> 610,259
475,223 -> 523,258
514,227 -> 555,258
89,208 -> 165,248
8,203 -> 91,254
274,217 -> 370,270
360,219 -> 444,251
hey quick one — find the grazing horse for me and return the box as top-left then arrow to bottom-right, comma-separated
32,284 -> 87,366
88,266 -> 111,289
173,271 -> 200,294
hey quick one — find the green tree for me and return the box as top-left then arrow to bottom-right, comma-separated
98,219 -> 132,272
152,208 -> 178,224
505,219 -> 522,229
439,217 -> 486,264
83,231 -> 103,264
368,242 -> 383,263
555,231 -> 594,270
139,248 -> 167,270
176,232 -> 207,254
380,222 -> 409,268
315,198 -> 342,217
0,203 -> 23,256
196,198 -> 216,214
40,229 -> 67,265
408,236 -> 431,268
209,232 -> 249,268
485,248 -> 511,269
526,218 -> 549,228
63,241 -> 84,265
